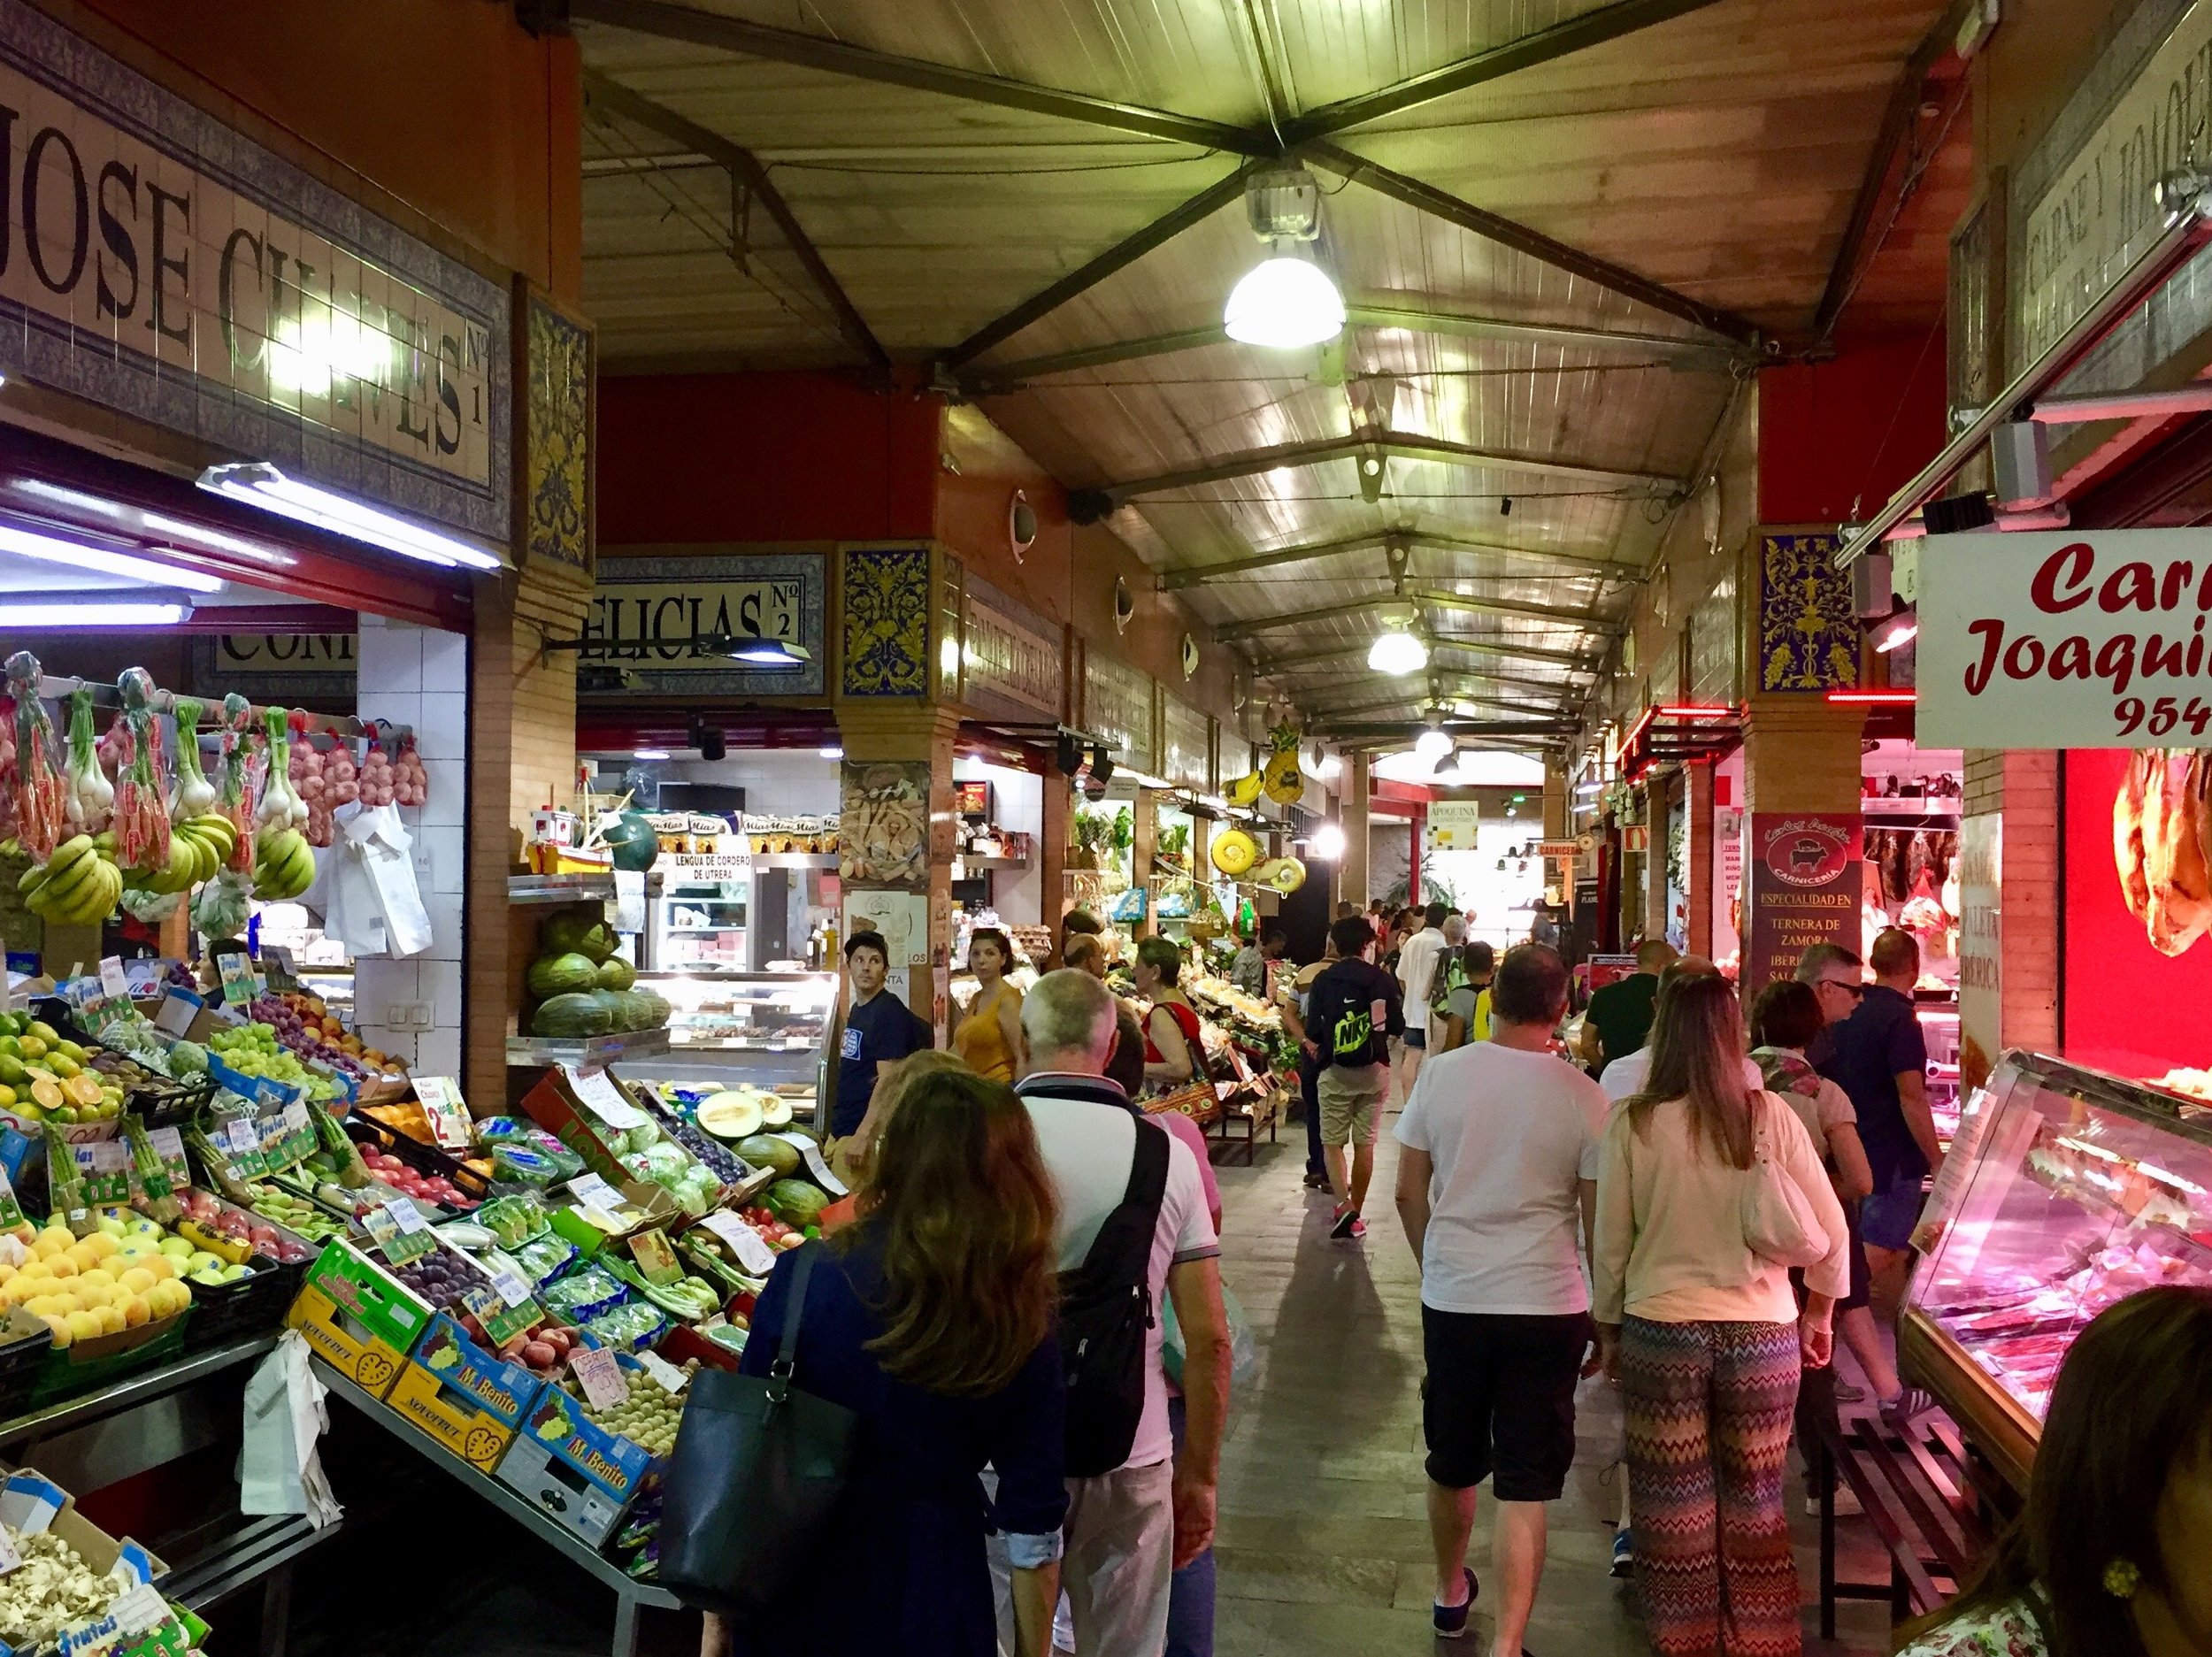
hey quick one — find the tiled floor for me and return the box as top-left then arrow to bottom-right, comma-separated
1209,1098 -> 1898,1656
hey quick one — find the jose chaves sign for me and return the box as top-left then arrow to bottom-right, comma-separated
1920,531 -> 2212,747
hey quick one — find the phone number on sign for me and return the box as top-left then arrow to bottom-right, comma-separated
2116,695 -> 2212,738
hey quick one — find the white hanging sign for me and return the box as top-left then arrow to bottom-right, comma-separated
1918,530 -> 2212,748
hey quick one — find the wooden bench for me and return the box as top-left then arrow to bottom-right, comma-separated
1810,1403 -> 2004,1639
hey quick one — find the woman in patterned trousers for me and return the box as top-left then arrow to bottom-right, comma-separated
1592,975 -> 1850,1657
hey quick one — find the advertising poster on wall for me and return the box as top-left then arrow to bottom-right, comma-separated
1712,805 -> 1744,967
1743,813 -> 1864,990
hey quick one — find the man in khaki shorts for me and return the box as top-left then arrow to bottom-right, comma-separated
1298,914 -> 1404,1242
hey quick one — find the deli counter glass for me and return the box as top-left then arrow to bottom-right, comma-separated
626,969 -> 839,1122
1901,1051 -> 2212,1489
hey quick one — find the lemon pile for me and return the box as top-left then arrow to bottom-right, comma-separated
0,1219 -> 194,1347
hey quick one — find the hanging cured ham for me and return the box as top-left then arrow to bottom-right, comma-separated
2116,749 -> 2212,955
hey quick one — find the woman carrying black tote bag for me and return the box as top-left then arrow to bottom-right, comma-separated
682,1070 -> 1068,1657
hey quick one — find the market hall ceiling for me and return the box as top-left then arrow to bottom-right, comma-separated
541,0 -> 1969,738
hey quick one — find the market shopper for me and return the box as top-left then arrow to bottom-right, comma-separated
828,930 -> 935,1140
1394,944 -> 1607,1651
1396,901 -> 1450,1095
1819,929 -> 1941,1336
1792,942 -> 1864,1066
1133,936 -> 1206,1093
702,1068 -> 1067,1657
1431,940 -> 1494,1055
1280,935 -> 1339,1192
1893,1285 -> 2212,1657
1226,921 -> 1286,1000
1303,915 -> 1404,1242
834,1048 -> 972,1186
953,926 -> 1025,1084
1063,932 -> 1148,1099
1014,970 -> 1228,1657
1578,939 -> 1677,1075
1594,973 -> 1849,1657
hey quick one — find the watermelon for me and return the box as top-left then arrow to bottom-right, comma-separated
585,987 -> 631,1031
737,1135 -> 802,1178
617,989 -> 667,1031
538,904 -> 603,955
765,1178 -> 831,1228
528,952 -> 601,999
603,811 -> 660,873
574,922 -> 618,964
532,992 -> 611,1038
595,957 -> 637,993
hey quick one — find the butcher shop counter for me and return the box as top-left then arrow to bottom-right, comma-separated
1901,1051 -> 2212,1490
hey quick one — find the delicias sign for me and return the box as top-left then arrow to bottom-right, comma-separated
1742,814 -> 1863,990
1920,531 -> 2212,748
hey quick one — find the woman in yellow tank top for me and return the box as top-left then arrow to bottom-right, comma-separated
952,927 -> 1024,1083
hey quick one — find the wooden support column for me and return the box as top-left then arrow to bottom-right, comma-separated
1130,787 -> 1156,939
1686,760 -> 1715,958
1342,754 -> 1371,909
1738,696 -> 1867,990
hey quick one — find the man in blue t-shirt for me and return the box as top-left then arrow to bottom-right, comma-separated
1818,928 -> 1940,1285
828,930 -> 933,1139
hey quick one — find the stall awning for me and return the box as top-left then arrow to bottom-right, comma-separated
0,421 -> 475,629
1620,704 -> 1741,782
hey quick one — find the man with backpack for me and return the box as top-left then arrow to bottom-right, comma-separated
1302,914 -> 1406,1241
1015,969 -> 1228,1656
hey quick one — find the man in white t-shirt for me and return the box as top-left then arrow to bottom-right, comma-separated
1396,901 -> 1450,1094
1016,970 -> 1226,1657
1393,943 -> 1607,1651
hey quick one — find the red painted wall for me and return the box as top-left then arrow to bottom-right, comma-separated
597,372 -> 941,546
1759,332 -> 1949,525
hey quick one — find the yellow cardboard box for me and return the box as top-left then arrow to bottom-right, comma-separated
284,1284 -> 409,1399
384,1359 -> 515,1473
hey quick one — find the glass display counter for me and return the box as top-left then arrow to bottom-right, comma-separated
628,970 -> 837,1114
1901,1050 -> 2212,1489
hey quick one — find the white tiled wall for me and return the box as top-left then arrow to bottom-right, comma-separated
351,615 -> 470,1078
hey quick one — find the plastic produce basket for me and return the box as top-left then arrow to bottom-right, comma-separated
343,1116 -> 493,1202
0,1323 -> 56,1422
180,1259 -> 290,1352
29,1308 -> 193,1407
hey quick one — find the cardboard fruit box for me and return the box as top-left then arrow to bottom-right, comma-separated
411,1313 -> 544,1429
0,1466 -> 171,1657
495,1362 -> 663,1549
282,1241 -> 434,1400
383,1355 -> 519,1477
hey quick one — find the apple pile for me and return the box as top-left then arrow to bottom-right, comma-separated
457,1310 -> 587,1381
180,1187 -> 313,1266
734,1206 -> 810,1254
356,1144 -> 478,1212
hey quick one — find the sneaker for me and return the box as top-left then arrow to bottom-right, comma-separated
1878,1387 -> 1934,1435
1805,1485 -> 1863,1517
1302,1170 -> 1331,1191
1329,1203 -> 1359,1239
1610,1528 -> 1632,1577
1432,1566 -> 1479,1638
1832,1379 -> 1867,1403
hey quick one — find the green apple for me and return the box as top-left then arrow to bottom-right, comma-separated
127,1219 -> 160,1238
185,1251 -> 221,1275
188,1269 -> 227,1286
157,1238 -> 193,1260
219,1263 -> 251,1283
94,1214 -> 126,1239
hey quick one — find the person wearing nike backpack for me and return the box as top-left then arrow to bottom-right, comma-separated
1014,969 -> 1227,1657
1302,914 -> 1405,1241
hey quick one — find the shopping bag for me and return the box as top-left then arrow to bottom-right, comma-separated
1574,1369 -> 1626,1468
239,1331 -> 342,1527
357,804 -> 432,958
1162,1282 -> 1259,1395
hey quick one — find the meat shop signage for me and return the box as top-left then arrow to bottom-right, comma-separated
1919,531 -> 2212,747
1742,813 -> 1863,991
0,0 -> 509,542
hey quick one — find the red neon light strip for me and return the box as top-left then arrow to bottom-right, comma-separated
1653,704 -> 1735,718
1825,692 -> 1916,704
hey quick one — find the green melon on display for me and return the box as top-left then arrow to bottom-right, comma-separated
585,988 -> 631,1031
538,904 -> 602,955
532,993 -> 612,1039
574,922 -> 619,965
616,989 -> 668,1032
595,957 -> 637,993
765,1178 -> 831,1228
528,952 -> 601,999
603,812 -> 660,873
737,1135 -> 802,1178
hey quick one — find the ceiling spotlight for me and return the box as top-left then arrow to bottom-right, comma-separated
632,748 -> 671,762
1090,745 -> 1116,786
1870,609 -> 1919,653
1223,167 -> 1344,348
1310,823 -> 1348,861
687,717 -> 726,762
1415,724 -> 1454,763
1368,602 -> 1428,676
1500,496 -> 1513,517
1055,732 -> 1082,776
696,632 -> 810,669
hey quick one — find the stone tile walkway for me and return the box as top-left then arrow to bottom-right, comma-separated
1206,1101 -> 1897,1656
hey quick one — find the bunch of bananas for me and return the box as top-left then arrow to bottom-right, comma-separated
168,813 -> 237,888
252,825 -> 316,901
19,835 -> 123,925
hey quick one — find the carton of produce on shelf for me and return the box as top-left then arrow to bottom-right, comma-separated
0,1466 -> 173,1657
497,1352 -> 689,1547
408,1313 -> 547,1431
284,1241 -> 434,1400
384,1334 -> 527,1475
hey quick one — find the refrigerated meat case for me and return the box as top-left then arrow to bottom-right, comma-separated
1901,1050 -> 2212,1490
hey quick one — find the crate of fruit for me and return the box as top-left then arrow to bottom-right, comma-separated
344,1115 -> 491,1204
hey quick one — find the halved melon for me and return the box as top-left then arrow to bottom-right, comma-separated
697,1091 -> 764,1140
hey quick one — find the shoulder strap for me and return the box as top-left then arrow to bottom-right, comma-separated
1124,1115 -> 1171,1209
769,1244 -> 819,1396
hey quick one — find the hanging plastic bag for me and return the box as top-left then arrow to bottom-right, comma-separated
239,1329 -> 343,1526
358,802 -> 432,957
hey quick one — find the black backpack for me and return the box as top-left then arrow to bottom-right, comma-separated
1059,1116 -> 1171,1478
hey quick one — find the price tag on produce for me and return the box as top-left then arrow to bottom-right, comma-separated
570,1346 -> 627,1410
566,1172 -> 634,1233
488,1265 -> 535,1308
702,1209 -> 780,1277
613,870 -> 648,934
628,1227 -> 683,1285
777,1132 -> 848,1199
413,1078 -> 473,1150
460,1285 -> 541,1349
565,1067 -> 646,1131
105,1583 -> 168,1638
375,1201 -> 438,1265
216,952 -> 258,1007
0,1523 -> 22,1576
97,955 -> 128,1003
636,1347 -> 689,1395
280,1101 -> 310,1135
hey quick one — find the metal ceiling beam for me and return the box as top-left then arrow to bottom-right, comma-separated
1078,430 -> 1678,513
561,0 -> 1272,157
1216,588 -> 1610,642
582,71 -> 890,375
1256,655 -> 1575,700
1313,719 -> 1578,743
1163,526 -> 1640,587
1810,0 -> 1971,341
941,161 -> 1268,369
1249,634 -> 1598,671
1302,681 -> 1574,722
1304,143 -> 1762,346
961,304 -> 1739,390
1280,0 -> 1731,141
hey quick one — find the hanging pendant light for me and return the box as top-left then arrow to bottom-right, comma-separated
1224,168 -> 1344,349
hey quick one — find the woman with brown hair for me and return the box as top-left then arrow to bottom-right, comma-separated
703,1069 -> 1067,1657
1132,935 -> 1206,1092
953,926 -> 1024,1084
1894,1285 -> 2212,1657
1593,972 -> 1849,1657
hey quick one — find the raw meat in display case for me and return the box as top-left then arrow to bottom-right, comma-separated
1901,1050 -> 2212,1486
